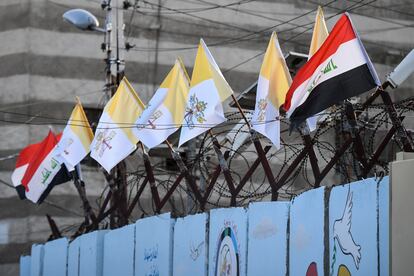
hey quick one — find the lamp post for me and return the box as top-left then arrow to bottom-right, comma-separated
63,1 -> 129,229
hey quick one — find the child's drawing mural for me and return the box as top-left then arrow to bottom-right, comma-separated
216,226 -> 239,276
333,187 -> 361,269
329,179 -> 378,275
20,177 -> 391,276
289,186 -> 325,276
209,207 -> 247,276
135,213 -> 173,276
247,202 -> 289,276
173,213 -> 207,276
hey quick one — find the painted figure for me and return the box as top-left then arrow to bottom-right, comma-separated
333,187 -> 361,269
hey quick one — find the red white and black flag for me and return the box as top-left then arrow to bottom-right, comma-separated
12,131 -> 71,203
11,141 -> 41,199
284,13 -> 381,127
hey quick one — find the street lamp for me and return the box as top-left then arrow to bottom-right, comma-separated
63,9 -> 105,33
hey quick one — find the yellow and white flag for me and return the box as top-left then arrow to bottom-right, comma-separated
179,39 -> 233,147
307,6 -> 329,131
90,77 -> 145,172
55,98 -> 94,171
134,59 -> 190,149
251,32 -> 291,148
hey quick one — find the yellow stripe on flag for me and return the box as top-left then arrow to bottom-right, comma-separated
190,39 -> 233,102
309,6 -> 329,59
190,42 -> 213,88
260,32 -> 292,109
69,98 -> 94,151
163,59 -> 190,124
106,77 -> 145,143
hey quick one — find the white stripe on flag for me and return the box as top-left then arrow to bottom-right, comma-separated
288,38 -> 367,117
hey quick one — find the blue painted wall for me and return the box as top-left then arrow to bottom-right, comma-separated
79,230 -> 108,276
135,213 -> 173,276
30,244 -> 44,276
103,224 -> 135,276
67,236 -> 80,276
208,207 -> 248,276
20,256 -> 31,276
290,186 -> 325,276
173,213 -> 207,276
329,179 -> 378,275
379,176 -> 390,276
21,177 -> 390,276
43,237 -> 68,276
247,201 -> 289,276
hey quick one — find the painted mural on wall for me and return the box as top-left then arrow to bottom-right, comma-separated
290,186 -> 325,276
209,207 -> 247,276
329,179 -> 378,275
173,213 -> 207,276
20,177 -> 391,276
247,201 -> 289,276
135,213 -> 173,276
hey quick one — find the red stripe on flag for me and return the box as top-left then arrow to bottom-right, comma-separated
21,131 -> 60,191
15,142 -> 42,168
284,13 -> 356,111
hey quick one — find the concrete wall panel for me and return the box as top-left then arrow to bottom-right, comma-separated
68,237 -> 80,276
19,255 -> 31,276
289,187 -> 325,276
208,207 -> 248,276
135,213 -> 173,276
329,179 -> 378,275
30,244 -> 44,276
173,213 -> 207,276
43,237 -> 68,276
379,176 -> 389,276
79,230 -> 108,276
103,224 -> 135,276
247,201 -> 289,276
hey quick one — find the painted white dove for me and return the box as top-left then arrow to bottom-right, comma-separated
333,188 -> 362,269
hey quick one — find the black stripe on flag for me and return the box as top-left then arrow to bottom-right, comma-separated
290,64 -> 377,128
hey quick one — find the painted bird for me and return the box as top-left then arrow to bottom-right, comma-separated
333,188 -> 361,269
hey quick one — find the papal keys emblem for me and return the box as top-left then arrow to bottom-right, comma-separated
184,95 -> 207,129
94,129 -> 116,157
256,98 -> 267,122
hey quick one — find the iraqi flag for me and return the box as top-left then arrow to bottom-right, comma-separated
11,141 -> 42,199
18,131 -> 71,203
284,13 -> 381,128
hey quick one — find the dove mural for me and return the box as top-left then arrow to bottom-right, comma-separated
333,187 -> 361,269
173,213 -> 207,276
330,179 -> 378,275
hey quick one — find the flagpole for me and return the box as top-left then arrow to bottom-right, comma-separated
72,165 -> 97,225
229,94 -> 279,200
164,139 -> 202,208
208,129 -> 237,205
139,142 -> 162,211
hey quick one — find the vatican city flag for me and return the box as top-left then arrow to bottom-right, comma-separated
55,97 -> 94,170
90,77 -> 145,172
251,32 -> 291,148
134,59 -> 190,149
307,6 -> 329,131
178,39 -> 233,147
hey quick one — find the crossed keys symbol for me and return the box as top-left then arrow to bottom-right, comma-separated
137,110 -> 163,130
184,95 -> 207,129
94,129 -> 116,157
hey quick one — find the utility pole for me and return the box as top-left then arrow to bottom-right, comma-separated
101,0 -> 128,228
